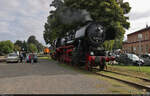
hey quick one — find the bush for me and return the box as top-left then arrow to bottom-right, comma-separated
0,40 -> 14,55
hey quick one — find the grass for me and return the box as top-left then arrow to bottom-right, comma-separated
98,71 -> 150,86
95,74 -> 145,94
111,65 -> 150,73
38,56 -> 51,60
107,64 -> 150,79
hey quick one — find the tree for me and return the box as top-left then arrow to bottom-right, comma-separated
0,40 -> 14,55
27,35 -> 37,44
14,40 -> 23,47
44,0 -> 131,45
27,35 -> 44,52
113,38 -> 123,50
36,43 -> 44,52
14,45 -> 21,52
22,41 -> 28,52
28,43 -> 38,53
103,40 -> 115,51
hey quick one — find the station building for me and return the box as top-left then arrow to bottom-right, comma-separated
123,26 -> 150,55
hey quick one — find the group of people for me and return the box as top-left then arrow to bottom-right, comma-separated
18,52 -> 34,63
19,52 -> 26,63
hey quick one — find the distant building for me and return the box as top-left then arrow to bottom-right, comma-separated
123,26 -> 150,54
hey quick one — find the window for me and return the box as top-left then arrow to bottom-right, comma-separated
137,46 -> 139,51
145,32 -> 149,40
146,44 -> 149,53
141,46 -> 143,53
138,34 -> 143,41
133,47 -> 136,51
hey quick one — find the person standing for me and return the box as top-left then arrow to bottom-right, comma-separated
30,52 -> 34,64
23,52 -> 26,63
19,52 -> 23,63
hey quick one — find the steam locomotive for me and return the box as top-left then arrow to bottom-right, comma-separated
51,22 -> 114,70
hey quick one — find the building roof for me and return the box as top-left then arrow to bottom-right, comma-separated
127,26 -> 150,36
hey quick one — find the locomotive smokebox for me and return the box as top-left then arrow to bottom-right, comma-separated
75,22 -> 106,46
86,22 -> 106,46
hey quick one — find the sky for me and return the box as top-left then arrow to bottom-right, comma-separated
0,0 -> 53,45
0,0 -> 150,45
124,0 -> 150,40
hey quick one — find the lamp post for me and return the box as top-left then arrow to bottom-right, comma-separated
138,34 -> 142,55
138,33 -> 142,72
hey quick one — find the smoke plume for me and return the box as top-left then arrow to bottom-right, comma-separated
58,8 -> 93,25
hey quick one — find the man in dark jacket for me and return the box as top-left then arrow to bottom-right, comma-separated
19,53 -> 23,63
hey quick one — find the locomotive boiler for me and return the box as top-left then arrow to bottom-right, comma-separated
51,22 -> 110,70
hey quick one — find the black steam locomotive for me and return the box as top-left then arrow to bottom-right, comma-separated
51,22 -> 113,70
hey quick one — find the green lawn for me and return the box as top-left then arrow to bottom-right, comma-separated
107,64 -> 150,79
38,56 -> 51,60
109,65 -> 150,74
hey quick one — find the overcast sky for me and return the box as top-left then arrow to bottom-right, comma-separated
0,0 -> 52,45
0,0 -> 150,45
124,0 -> 150,40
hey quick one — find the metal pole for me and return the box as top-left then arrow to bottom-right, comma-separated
139,38 -> 141,72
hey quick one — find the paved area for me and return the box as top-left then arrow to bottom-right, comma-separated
0,59 -> 113,94
0,59 -> 137,94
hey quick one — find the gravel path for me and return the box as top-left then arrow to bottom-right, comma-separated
0,59 -> 124,94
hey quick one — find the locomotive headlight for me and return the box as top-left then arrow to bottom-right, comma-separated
97,27 -> 102,31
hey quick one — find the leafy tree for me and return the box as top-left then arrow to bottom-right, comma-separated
0,40 -> 14,55
44,0 -> 131,45
22,41 -> 28,52
14,40 -> 29,52
113,38 -> 123,50
14,45 -> 21,52
27,35 -> 44,52
103,40 -> 115,51
28,43 -> 38,53
36,43 -> 44,52
27,35 -> 37,44
14,40 -> 23,47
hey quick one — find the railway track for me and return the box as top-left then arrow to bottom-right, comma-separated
57,61 -> 150,92
77,66 -> 150,92
105,70 -> 150,82
91,68 -> 150,92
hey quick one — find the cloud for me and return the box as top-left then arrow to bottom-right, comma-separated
0,22 -> 10,33
0,0 -> 53,45
123,0 -> 150,40
1,0 -> 150,44
129,10 -> 150,21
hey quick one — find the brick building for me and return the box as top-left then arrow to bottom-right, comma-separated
123,26 -> 150,55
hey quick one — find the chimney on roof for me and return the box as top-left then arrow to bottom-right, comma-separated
146,24 -> 149,28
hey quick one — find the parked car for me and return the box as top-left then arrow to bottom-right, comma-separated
26,53 -> 38,63
6,53 -> 19,63
116,53 -> 144,66
140,54 -> 150,66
